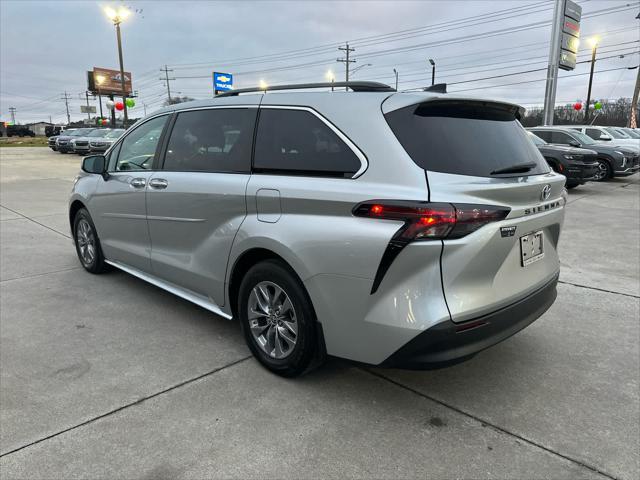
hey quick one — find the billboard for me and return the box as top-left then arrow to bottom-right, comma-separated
213,72 -> 233,94
90,67 -> 133,95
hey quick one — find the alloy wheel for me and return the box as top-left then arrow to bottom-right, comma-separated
76,218 -> 96,266
247,281 -> 298,359
593,161 -> 609,181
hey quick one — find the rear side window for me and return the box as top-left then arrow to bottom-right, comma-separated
385,102 -> 549,177
550,131 -> 574,145
164,108 -> 256,173
254,108 -> 362,178
585,128 -> 602,140
531,130 -> 551,143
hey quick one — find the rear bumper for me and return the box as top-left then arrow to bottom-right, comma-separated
381,273 -> 558,369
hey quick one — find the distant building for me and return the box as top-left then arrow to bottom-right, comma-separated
26,121 -> 55,136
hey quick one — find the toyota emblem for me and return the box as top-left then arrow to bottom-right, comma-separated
541,184 -> 552,201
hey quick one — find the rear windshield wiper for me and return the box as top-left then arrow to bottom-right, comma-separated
490,162 -> 537,175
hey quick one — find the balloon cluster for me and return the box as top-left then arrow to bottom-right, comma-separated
105,99 -> 135,111
594,101 -> 602,110
96,118 -> 109,126
573,102 -> 582,111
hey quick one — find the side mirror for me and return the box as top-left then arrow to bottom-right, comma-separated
569,140 -> 580,147
599,134 -> 611,141
81,155 -> 107,177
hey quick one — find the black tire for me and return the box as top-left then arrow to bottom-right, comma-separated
73,208 -> 108,274
238,259 -> 320,377
594,159 -> 612,181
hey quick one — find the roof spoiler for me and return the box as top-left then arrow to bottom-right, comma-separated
423,83 -> 447,94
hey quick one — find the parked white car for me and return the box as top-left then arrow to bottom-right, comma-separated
567,125 -> 640,151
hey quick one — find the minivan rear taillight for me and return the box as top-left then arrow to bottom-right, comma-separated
353,200 -> 510,293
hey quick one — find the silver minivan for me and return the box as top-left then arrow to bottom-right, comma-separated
69,82 -> 566,376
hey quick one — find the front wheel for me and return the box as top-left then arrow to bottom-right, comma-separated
593,159 -> 612,181
73,208 -> 108,273
238,260 -> 320,377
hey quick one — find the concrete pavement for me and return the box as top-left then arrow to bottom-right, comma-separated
0,147 -> 638,479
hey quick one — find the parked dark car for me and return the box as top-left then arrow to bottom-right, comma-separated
89,128 -> 125,153
528,132 -> 598,189
6,125 -> 35,137
56,128 -> 95,153
528,127 -> 640,181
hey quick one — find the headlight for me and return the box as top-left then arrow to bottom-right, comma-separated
614,151 -> 625,156
563,154 -> 583,160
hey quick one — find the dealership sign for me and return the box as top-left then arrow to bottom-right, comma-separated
213,72 -> 233,94
559,0 -> 582,71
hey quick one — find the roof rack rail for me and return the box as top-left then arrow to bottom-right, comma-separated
216,81 -> 395,97
423,83 -> 447,93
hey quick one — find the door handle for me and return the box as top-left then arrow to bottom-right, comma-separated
130,178 -> 146,188
149,178 -> 168,190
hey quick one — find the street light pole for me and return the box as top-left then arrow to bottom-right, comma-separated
585,39 -> 598,123
429,59 -> 436,86
115,21 -> 128,124
393,68 -> 398,91
104,6 -> 131,126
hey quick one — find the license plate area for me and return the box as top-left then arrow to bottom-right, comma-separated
520,230 -> 544,267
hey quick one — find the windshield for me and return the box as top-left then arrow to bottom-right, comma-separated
623,129 -> 640,139
88,129 -> 110,137
604,127 -> 627,139
385,101 -> 549,177
106,129 -> 125,138
528,132 -> 546,146
70,129 -> 93,136
570,131 -> 596,145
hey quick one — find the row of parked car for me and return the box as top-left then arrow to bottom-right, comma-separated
48,128 -> 125,155
526,125 -> 639,189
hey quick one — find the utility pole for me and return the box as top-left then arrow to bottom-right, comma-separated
629,66 -> 640,128
143,102 -> 147,116
584,42 -> 597,123
393,68 -> 399,91
543,0 -> 565,125
8,107 -> 16,124
160,65 -> 175,104
337,43 -> 356,91
61,92 -> 72,125
85,91 -> 92,121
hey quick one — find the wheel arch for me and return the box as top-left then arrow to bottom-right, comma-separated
228,247 -> 302,319
69,199 -> 86,231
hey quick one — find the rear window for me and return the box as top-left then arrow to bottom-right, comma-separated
385,102 -> 549,177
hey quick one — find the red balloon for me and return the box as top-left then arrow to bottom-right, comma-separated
115,101 -> 124,111
573,102 -> 582,111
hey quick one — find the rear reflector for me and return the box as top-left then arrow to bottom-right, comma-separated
353,200 -> 510,294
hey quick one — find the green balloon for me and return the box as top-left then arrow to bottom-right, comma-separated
125,98 -> 135,108
594,101 -> 602,110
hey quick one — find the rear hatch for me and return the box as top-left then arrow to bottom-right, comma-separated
384,97 -> 565,323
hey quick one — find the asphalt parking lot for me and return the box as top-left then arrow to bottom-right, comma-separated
0,147 -> 638,479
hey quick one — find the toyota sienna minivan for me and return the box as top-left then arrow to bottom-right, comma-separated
69,82 -> 566,376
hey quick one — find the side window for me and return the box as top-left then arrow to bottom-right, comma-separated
254,108 -> 362,178
163,108 -> 255,173
114,115 -> 168,171
533,130 -> 551,142
585,128 -> 601,139
107,142 -> 122,171
550,131 -> 572,144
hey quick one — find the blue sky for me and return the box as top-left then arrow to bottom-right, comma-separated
1,0 -> 638,123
